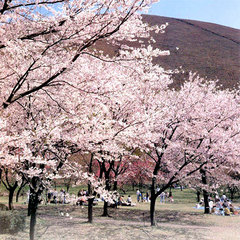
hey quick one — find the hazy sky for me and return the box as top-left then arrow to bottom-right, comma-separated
148,0 -> 240,29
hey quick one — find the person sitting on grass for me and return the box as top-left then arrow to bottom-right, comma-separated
127,195 -> 132,204
77,194 -> 88,206
230,204 -> 239,215
222,199 -> 230,208
125,195 -> 136,206
118,196 -> 133,206
224,207 -> 231,216
219,207 -> 225,216
211,206 -> 220,215
196,198 -> 204,209
121,196 -> 130,206
209,199 -> 214,212
215,199 -> 222,209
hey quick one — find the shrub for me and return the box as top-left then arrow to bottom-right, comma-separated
0,210 -> 26,234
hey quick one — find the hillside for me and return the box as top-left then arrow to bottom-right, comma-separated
95,15 -> 240,90
143,15 -> 240,89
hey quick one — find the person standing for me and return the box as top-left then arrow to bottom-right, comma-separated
140,191 -> 144,202
146,191 -> 149,202
160,192 -> 166,203
136,189 -> 140,202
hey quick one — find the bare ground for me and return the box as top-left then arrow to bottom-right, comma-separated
1,203 -> 240,240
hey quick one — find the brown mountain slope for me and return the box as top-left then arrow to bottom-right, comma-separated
95,15 -> 240,89
143,15 -> 240,89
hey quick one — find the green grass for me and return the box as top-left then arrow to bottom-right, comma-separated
0,187 -> 240,240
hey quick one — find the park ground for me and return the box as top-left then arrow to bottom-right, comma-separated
0,188 -> 240,240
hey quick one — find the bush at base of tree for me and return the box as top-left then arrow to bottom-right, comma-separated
0,210 -> 26,234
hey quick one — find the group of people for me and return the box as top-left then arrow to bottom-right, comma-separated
46,189 -> 137,207
30,188 -> 90,206
136,189 -> 174,203
136,189 -> 150,202
117,195 -> 136,206
159,191 -> 174,203
196,194 -> 240,216
47,188 -> 70,204
76,189 -> 89,206
26,188 -> 138,207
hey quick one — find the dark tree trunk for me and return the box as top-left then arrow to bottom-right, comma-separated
150,195 -> 156,226
16,188 -> 21,203
102,178 -> 110,217
113,180 -> 117,191
200,169 -> 210,214
150,177 -> 157,226
65,177 -> 72,193
8,189 -> 15,210
132,182 -> 135,191
88,153 -> 94,223
28,188 -> 40,240
139,182 -> 143,190
28,187 -> 38,240
102,201 -> 109,217
203,189 -> 210,214
88,197 -> 94,223
66,183 -> 70,193
229,187 -> 235,201
230,190 -> 234,201
196,191 -> 201,203
16,181 -> 27,202
8,182 -> 18,210
87,181 -> 94,222
27,176 -> 43,240
30,208 -> 37,240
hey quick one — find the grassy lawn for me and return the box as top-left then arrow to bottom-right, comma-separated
0,187 -> 240,240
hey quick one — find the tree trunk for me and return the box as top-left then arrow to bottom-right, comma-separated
88,197 -> 94,223
102,201 -> 109,216
150,177 -> 157,226
87,181 -> 94,222
16,188 -> 21,203
196,191 -> 201,203
8,182 -> 18,210
113,180 -> 117,191
203,189 -> 210,214
150,195 -> 156,226
30,207 -> 37,240
28,187 -> 40,240
16,181 -> 27,202
229,187 -> 235,201
230,190 -> 234,201
8,189 -> 15,210
88,153 -> 94,223
102,175 -> 110,217
200,169 -> 210,214
66,183 -> 70,193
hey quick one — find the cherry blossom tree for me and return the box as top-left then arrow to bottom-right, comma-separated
0,0 -> 165,109
3,0 -> 237,235
120,156 -> 153,190
120,76 -> 240,225
0,163 -> 19,210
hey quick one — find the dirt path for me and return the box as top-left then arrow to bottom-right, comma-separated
1,206 -> 240,240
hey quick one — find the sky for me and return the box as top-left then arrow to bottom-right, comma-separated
148,0 -> 240,29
